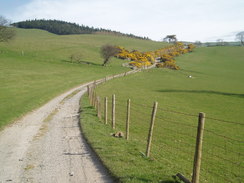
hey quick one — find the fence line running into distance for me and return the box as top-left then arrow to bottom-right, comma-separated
84,69 -> 243,183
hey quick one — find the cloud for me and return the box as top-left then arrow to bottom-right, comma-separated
8,0 -> 244,41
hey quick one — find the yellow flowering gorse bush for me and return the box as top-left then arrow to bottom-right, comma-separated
115,42 -> 196,70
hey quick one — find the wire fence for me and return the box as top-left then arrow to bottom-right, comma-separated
86,80 -> 243,183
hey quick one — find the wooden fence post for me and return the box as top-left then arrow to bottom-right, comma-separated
92,90 -> 96,107
88,87 -> 92,104
126,99 -> 131,140
90,87 -> 94,105
87,85 -> 90,97
112,94 -> 116,129
97,96 -> 101,120
192,112 -> 205,183
104,97 -> 108,124
95,94 -> 98,109
90,88 -> 94,105
146,102 -> 158,157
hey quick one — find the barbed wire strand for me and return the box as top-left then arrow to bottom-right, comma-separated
156,122 -> 197,139
89,96 -> 243,183
100,106 -> 244,157
202,168 -> 235,183
156,115 -> 197,129
152,130 -> 196,149
202,153 -> 244,169
201,158 -> 243,178
204,129 -> 244,143
153,141 -> 195,157
205,116 -> 244,126
111,104 -> 244,152
114,97 -> 244,125
202,142 -> 244,156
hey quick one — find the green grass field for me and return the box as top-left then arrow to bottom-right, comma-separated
81,46 -> 244,182
1,28 -> 243,182
0,28 -> 166,129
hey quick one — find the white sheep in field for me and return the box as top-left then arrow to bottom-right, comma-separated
188,75 -> 192,78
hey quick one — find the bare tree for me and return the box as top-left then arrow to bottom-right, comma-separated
163,35 -> 177,43
100,44 -> 120,66
216,39 -> 225,46
195,41 -> 202,47
236,31 -> 244,46
0,16 -> 9,26
0,16 -> 15,42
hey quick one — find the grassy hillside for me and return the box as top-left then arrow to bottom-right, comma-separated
0,28 -> 166,129
81,46 -> 244,182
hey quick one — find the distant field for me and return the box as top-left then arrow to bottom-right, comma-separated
81,46 -> 244,182
0,28 -> 166,129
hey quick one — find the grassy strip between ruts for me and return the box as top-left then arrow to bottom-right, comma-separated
80,95 -> 178,183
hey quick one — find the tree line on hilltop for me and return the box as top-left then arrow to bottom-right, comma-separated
12,19 -> 150,40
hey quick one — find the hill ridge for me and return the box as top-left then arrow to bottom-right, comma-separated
12,19 -> 150,40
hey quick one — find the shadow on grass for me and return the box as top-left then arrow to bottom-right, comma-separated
61,59 -> 102,66
80,106 -> 97,117
119,177 -> 152,183
180,69 -> 205,75
156,89 -> 244,98
83,106 -> 94,110
160,181 -> 177,183
119,176 -> 177,183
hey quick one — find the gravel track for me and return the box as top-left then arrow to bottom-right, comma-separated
0,81 -> 113,183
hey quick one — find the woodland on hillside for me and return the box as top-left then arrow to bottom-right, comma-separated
12,19 -> 150,40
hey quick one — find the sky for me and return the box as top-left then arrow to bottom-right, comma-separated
0,0 -> 243,42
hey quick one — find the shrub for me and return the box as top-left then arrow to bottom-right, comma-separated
187,44 -> 196,52
156,63 -> 164,68
101,44 -> 120,66
115,42 -> 195,69
69,53 -> 83,63
164,61 -> 180,70
160,54 -> 173,62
